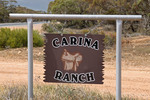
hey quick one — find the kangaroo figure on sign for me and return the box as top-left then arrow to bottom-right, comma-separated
61,49 -> 82,72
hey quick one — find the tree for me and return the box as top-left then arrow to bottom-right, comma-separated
48,0 -> 89,14
0,0 -> 45,23
47,0 -> 150,34
47,0 -> 96,28
132,0 -> 150,35
0,0 -> 17,22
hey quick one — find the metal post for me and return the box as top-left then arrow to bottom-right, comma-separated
116,20 -> 122,100
27,18 -> 33,100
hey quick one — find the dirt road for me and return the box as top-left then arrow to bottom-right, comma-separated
0,59 -> 150,99
0,23 -> 44,33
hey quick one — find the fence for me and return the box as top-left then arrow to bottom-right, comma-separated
9,13 -> 142,100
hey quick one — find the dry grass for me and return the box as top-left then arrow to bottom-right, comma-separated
0,84 -> 139,100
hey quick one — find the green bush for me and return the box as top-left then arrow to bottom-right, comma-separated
42,22 -> 64,33
0,28 -> 11,48
0,28 -> 44,48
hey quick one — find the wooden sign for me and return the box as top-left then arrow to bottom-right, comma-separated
44,34 -> 104,84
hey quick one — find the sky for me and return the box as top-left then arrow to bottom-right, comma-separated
16,0 -> 54,11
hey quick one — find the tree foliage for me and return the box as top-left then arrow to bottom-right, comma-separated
0,0 -> 16,22
0,28 -> 44,48
48,0 -> 150,34
47,0 -> 96,29
0,0 -> 45,23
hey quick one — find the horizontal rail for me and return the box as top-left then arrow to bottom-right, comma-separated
9,14 -> 142,20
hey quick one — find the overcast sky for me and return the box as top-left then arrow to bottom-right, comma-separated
16,0 -> 54,11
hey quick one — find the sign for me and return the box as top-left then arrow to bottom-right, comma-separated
44,34 -> 105,84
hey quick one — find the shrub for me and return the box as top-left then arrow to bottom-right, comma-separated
0,28 -> 44,48
33,30 -> 44,47
100,31 -> 116,47
42,23 -> 54,33
81,29 -> 116,47
81,29 -> 90,34
103,25 -> 115,31
0,28 -> 11,48
64,20 -> 96,29
42,22 -> 64,33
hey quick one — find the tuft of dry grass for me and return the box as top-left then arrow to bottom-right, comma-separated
0,84 -> 139,100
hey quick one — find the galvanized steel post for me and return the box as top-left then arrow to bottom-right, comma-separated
116,20 -> 122,100
27,18 -> 33,100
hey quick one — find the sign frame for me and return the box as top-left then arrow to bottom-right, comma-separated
9,14 -> 142,100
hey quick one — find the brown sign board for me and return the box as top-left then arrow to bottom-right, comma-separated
44,34 -> 105,84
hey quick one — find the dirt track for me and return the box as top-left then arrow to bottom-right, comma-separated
0,58 -> 150,99
0,24 -> 44,33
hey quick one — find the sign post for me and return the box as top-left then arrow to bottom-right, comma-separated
116,20 -> 122,100
9,14 -> 142,100
27,18 -> 33,100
